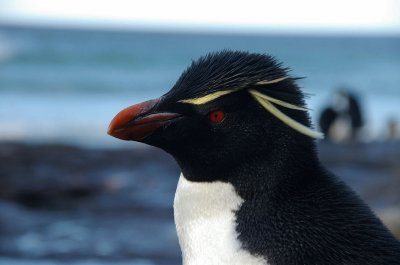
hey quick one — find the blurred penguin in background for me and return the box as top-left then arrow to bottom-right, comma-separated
319,88 -> 364,143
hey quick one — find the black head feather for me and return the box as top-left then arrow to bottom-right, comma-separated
165,50 -> 305,109
145,50 -> 318,184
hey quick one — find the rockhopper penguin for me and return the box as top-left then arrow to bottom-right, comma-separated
108,51 -> 400,265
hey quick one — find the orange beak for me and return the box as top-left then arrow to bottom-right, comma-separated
107,98 -> 180,141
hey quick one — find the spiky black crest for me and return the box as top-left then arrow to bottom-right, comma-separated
162,50 -> 318,139
165,50 -> 304,107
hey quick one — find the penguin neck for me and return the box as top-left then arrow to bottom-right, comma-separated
176,135 -> 320,198
173,136 -> 319,265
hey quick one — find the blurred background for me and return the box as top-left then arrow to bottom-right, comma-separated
0,0 -> 399,264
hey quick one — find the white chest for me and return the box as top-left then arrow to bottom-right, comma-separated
173,174 -> 268,265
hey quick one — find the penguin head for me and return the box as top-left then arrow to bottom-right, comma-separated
108,51 -> 322,182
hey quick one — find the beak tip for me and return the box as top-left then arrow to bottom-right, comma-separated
107,122 -> 128,140
107,117 -> 120,138
107,99 -> 161,141
107,128 -> 113,137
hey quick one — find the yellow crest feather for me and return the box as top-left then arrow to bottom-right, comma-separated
177,76 -> 322,139
179,89 -> 237,105
250,90 -> 308,111
249,89 -> 324,139
179,77 -> 288,105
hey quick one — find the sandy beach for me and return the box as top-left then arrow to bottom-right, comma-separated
0,141 -> 399,265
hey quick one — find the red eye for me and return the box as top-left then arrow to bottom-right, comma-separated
208,110 -> 225,124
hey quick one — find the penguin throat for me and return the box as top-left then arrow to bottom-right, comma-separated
173,174 -> 269,265
173,133 -> 318,195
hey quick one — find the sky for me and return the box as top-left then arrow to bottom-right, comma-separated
0,0 -> 399,34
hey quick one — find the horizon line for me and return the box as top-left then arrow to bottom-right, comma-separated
1,19 -> 400,38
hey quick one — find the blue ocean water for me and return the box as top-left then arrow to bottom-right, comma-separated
0,26 -> 399,146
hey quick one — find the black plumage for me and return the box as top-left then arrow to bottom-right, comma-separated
109,50 -> 400,264
165,50 -> 302,108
